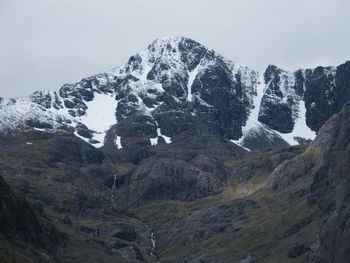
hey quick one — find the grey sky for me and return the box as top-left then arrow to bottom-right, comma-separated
0,0 -> 349,98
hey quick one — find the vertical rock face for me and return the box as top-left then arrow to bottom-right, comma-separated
267,102 -> 350,263
0,36 -> 258,147
0,174 -> 60,256
258,65 -> 304,133
258,61 -> 350,136
0,175 -> 42,245
307,102 -> 350,263
304,61 -> 350,132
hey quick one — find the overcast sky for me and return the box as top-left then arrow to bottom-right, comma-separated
0,0 -> 349,98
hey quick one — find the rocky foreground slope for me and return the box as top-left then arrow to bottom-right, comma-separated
1,36 -> 350,151
1,101 -> 350,262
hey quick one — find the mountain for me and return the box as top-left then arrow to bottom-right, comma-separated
0,36 -> 257,149
2,36 -> 350,261
2,36 -> 349,151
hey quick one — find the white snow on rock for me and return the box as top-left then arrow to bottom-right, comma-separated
230,140 -> 251,151
115,135 -> 123,149
150,137 -> 158,146
78,92 -> 118,147
149,125 -> 172,146
74,131 -> 88,144
232,73 -> 268,148
0,36 -> 320,150
242,73 -> 266,133
274,89 -> 316,145
187,63 -> 201,102
157,128 -> 172,144
79,93 -> 117,132
233,70 -> 316,150
0,91 -> 79,141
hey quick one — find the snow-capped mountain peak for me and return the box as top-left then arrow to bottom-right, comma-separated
0,37 -> 349,151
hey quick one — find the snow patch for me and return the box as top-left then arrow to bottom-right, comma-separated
33,127 -> 46,132
236,71 -> 316,149
115,135 -> 123,149
157,128 -> 171,144
79,93 -> 118,147
187,64 -> 200,102
74,131 -> 90,144
150,137 -> 158,146
149,125 -> 172,146
274,94 -> 316,145
242,73 -> 266,133
230,140 -> 251,152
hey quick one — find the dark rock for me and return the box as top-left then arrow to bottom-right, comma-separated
307,102 -> 350,263
193,199 -> 256,225
240,254 -> 255,263
74,224 -> 100,237
281,216 -> 313,238
258,100 -> 294,133
303,61 -> 350,132
76,122 -> 93,139
293,136 -> 312,145
117,157 -> 228,207
175,199 -> 256,236
288,243 -> 309,258
26,119 -> 53,129
240,125 -> 289,150
61,215 -> 72,226
288,188 -> 309,203
0,175 -> 61,253
112,222 -> 137,242
184,230 -> 213,245
258,65 -> 304,133
107,238 -> 130,249
118,245 -> 145,262
267,153 -> 315,191
47,136 -> 104,165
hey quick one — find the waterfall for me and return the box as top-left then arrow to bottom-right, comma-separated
145,224 -> 159,262
111,174 -> 117,208
150,231 -> 157,258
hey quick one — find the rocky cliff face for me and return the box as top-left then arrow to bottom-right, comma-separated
259,65 -> 305,133
0,36 -> 258,150
266,101 -> 350,263
306,102 -> 350,263
3,37 -> 349,151
0,173 -> 64,262
259,61 -> 350,137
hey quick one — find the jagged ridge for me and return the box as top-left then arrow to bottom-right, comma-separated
0,36 -> 349,150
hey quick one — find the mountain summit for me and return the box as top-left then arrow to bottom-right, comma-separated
0,36 -> 349,151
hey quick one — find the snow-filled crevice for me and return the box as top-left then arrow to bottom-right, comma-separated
187,65 -> 200,102
273,85 -> 316,145
231,73 -> 268,148
233,71 -> 316,149
149,122 -> 172,146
